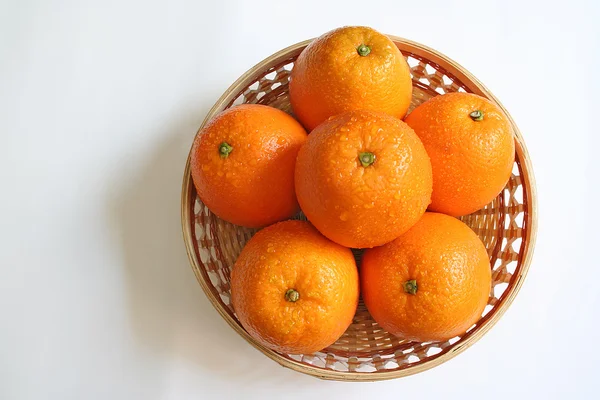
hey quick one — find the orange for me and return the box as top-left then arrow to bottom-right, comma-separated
405,92 -> 515,217
190,104 -> 307,228
289,26 -> 412,131
361,212 -> 491,342
231,220 -> 359,354
295,110 -> 433,249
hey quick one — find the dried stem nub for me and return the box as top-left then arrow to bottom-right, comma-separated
359,152 -> 376,167
285,289 -> 300,302
470,110 -> 484,121
404,279 -> 418,295
357,44 -> 371,57
219,142 -> 233,158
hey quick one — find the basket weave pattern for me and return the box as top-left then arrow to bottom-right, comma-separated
181,38 -> 536,380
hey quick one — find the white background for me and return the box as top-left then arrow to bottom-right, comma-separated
1,0 -> 598,398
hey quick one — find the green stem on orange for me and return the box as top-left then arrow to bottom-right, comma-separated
358,152 -> 376,167
357,44 -> 371,57
285,289 -> 300,302
219,142 -> 233,158
469,110 -> 484,121
404,279 -> 418,295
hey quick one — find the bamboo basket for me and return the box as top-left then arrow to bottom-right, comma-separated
181,37 -> 537,381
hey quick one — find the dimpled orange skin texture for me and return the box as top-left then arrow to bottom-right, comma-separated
295,110 -> 433,249
361,212 -> 491,342
289,26 -> 413,131
405,92 -> 515,217
190,104 -> 307,228
231,220 -> 359,354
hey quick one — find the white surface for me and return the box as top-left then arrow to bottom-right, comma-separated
1,0 -> 598,398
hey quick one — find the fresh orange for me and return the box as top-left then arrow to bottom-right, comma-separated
405,92 -> 515,217
295,110 -> 433,249
289,26 -> 412,131
231,220 -> 359,354
190,104 -> 307,228
361,212 -> 491,342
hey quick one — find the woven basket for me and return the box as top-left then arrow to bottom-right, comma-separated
181,37 -> 537,381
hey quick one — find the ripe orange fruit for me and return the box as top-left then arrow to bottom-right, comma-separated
405,92 -> 515,217
361,212 -> 491,342
231,220 -> 359,354
295,110 -> 433,249
289,26 -> 412,131
190,104 -> 307,228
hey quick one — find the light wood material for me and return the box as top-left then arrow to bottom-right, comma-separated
180,37 -> 537,381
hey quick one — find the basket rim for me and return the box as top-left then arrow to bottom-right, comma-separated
180,36 -> 538,381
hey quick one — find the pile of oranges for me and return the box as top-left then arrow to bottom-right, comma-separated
191,26 -> 515,354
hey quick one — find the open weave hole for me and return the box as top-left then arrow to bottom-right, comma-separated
186,43 -> 532,377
